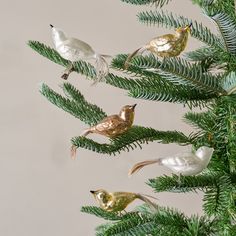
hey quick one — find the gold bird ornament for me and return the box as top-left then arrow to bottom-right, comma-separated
81,104 -> 137,137
90,189 -> 158,213
71,104 -> 137,159
125,24 -> 192,69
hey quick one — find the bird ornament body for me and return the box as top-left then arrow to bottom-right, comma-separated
129,146 -> 214,176
70,104 -> 136,159
50,25 -> 109,83
81,104 -> 137,138
90,189 -> 157,213
125,24 -> 192,69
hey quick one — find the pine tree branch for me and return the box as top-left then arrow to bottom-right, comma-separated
112,55 -> 220,107
28,41 -> 225,108
129,87 -> 215,109
184,111 -> 215,131
210,95 -> 236,173
82,205 -> 217,236
210,12 -> 236,56
40,82 -> 192,155
120,0 -> 172,7
71,127 -> 192,155
103,217 -> 156,236
184,46 -> 222,72
148,173 -> 222,193
81,206 -> 140,221
113,54 -> 225,95
95,223 -> 114,236
29,41 -> 207,106
203,175 -> 233,216
184,215 -> 217,236
191,0 -> 214,6
137,10 -> 222,48
28,41 -> 164,93
192,0 -> 236,20
40,83 -> 107,126
185,46 -> 217,62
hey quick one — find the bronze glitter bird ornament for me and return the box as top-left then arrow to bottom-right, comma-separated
81,104 -> 137,137
125,24 -> 192,69
90,189 -> 158,213
71,104 -> 137,159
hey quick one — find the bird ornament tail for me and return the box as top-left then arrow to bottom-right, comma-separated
136,193 -> 158,211
129,159 -> 161,176
80,128 -> 92,137
93,54 -> 110,85
124,46 -> 148,69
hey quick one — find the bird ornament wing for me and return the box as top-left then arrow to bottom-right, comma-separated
95,115 -> 124,132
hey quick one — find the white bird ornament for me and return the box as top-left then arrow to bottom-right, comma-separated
129,146 -> 214,176
50,25 -> 109,84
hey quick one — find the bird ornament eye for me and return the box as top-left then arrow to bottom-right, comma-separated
97,192 -> 105,199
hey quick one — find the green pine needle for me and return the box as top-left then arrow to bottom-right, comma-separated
129,87 -> 215,109
81,206 -> 140,221
120,0 -> 172,7
222,72 -> 236,94
112,54 -> 225,95
184,111 -> 215,131
148,173 -> 221,193
71,126 -> 191,155
210,12 -> 236,56
192,0 -> 235,20
82,205 -> 217,236
40,83 -> 107,126
184,47 -> 221,72
103,216 -> 153,236
203,175 -> 233,216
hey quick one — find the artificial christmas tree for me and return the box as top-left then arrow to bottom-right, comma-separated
28,0 -> 236,235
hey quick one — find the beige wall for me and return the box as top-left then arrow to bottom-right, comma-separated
0,0 -> 217,235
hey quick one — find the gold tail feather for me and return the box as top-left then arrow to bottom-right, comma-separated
124,47 -> 145,69
71,145 -> 77,160
128,159 -> 160,176
136,193 -> 158,211
80,128 -> 92,137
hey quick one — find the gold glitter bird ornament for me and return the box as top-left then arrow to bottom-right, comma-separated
125,24 -> 192,69
90,189 -> 157,213
81,104 -> 137,138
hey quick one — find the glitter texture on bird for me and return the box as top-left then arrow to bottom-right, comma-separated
129,146 -> 214,176
125,24 -> 192,69
90,189 -> 158,213
50,25 -> 109,84
81,104 -> 137,138
71,104 -> 137,159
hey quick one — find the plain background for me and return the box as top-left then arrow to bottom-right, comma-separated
0,0 -> 220,235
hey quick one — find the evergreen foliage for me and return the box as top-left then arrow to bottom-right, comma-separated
120,0 -> 172,7
28,0 -> 236,234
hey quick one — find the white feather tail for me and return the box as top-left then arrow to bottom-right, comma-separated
93,54 -> 110,85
